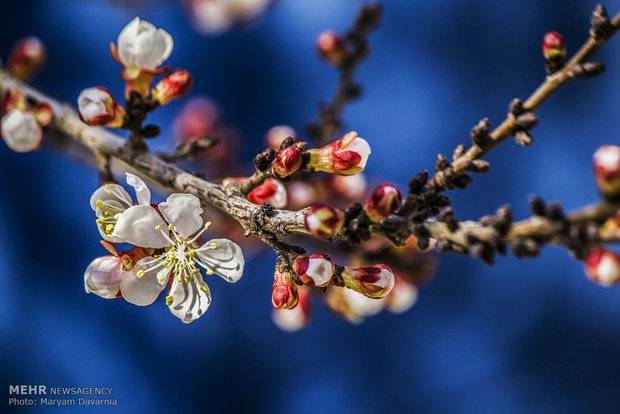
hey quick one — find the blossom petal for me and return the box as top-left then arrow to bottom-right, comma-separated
117,17 -> 141,66
158,193 -> 203,239
168,274 -> 211,323
125,172 -> 151,206
193,238 -> 245,283
120,256 -> 170,306
89,184 -> 132,211
112,205 -> 170,248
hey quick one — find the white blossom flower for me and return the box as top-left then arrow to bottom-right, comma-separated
116,17 -> 173,74
0,109 -> 42,152
90,173 -> 151,243
187,0 -> 273,35
114,192 -> 245,323
84,255 -> 125,299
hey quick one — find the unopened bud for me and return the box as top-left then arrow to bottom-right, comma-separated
1,109 -> 42,152
30,102 -> 52,127
152,69 -> 193,105
593,145 -> 620,199
272,146 -> 302,177
7,36 -> 46,81
1,88 -> 27,113
316,30 -> 347,65
247,178 -> 287,208
364,183 -> 402,222
304,203 -> 344,238
585,248 -> 620,287
325,173 -> 367,200
272,286 -> 311,332
272,262 -> 298,309
341,264 -> 395,298
287,181 -> 318,210
542,31 -> 566,74
293,253 -> 334,287
78,87 -> 126,128
305,131 -> 371,175
84,255 -> 125,299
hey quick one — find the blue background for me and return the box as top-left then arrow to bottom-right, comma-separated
2,0 -> 620,413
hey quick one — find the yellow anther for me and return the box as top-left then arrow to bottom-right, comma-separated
155,225 -> 162,231
206,269 -> 214,275
181,263 -> 187,270
211,243 -> 218,249
184,275 -> 191,283
200,285 -> 209,293
176,276 -> 182,282
191,268 -> 200,275
189,261 -> 195,266
157,273 -> 165,281
96,218 -> 104,224
105,224 -> 114,234
96,200 -> 104,209
136,270 -> 145,278
103,210 -> 112,217
168,224 -> 174,230
204,222 -> 211,229
114,213 -> 121,220
165,295 -> 173,306
189,251 -> 196,257
103,187 -> 112,195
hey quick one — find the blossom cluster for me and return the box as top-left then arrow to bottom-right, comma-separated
85,173 -> 245,323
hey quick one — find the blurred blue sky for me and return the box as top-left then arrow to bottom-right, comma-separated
2,0 -> 620,413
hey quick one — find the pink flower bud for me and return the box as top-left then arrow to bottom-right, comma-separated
585,248 -> 620,287
272,263 -> 298,310
542,31 -> 566,60
306,131 -> 371,175
78,87 -> 126,128
316,30 -> 346,65
30,102 -> 53,127
364,183 -> 402,222
84,255 -> 125,299
287,182 -> 318,210
293,253 -> 334,287
272,146 -> 302,177
593,145 -> 620,199
247,178 -> 287,208
272,286 -> 311,332
265,125 -> 296,149
7,36 -> 46,81
1,109 -> 42,152
152,69 -> 193,105
304,203 -> 344,238
385,275 -> 418,314
1,89 -> 27,113
174,97 -> 220,141
341,264 -> 395,298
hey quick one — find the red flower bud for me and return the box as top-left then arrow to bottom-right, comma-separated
316,30 -> 347,65
247,178 -> 287,208
542,31 -> 566,60
272,262 -> 298,310
1,88 -> 27,113
293,253 -> 334,287
272,146 -> 302,177
585,248 -> 620,287
304,203 -> 345,238
306,131 -> 371,175
8,36 -> 46,81
593,145 -> 620,199
341,264 -> 395,298
272,286 -> 312,332
152,69 -> 193,105
364,183 -> 402,222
